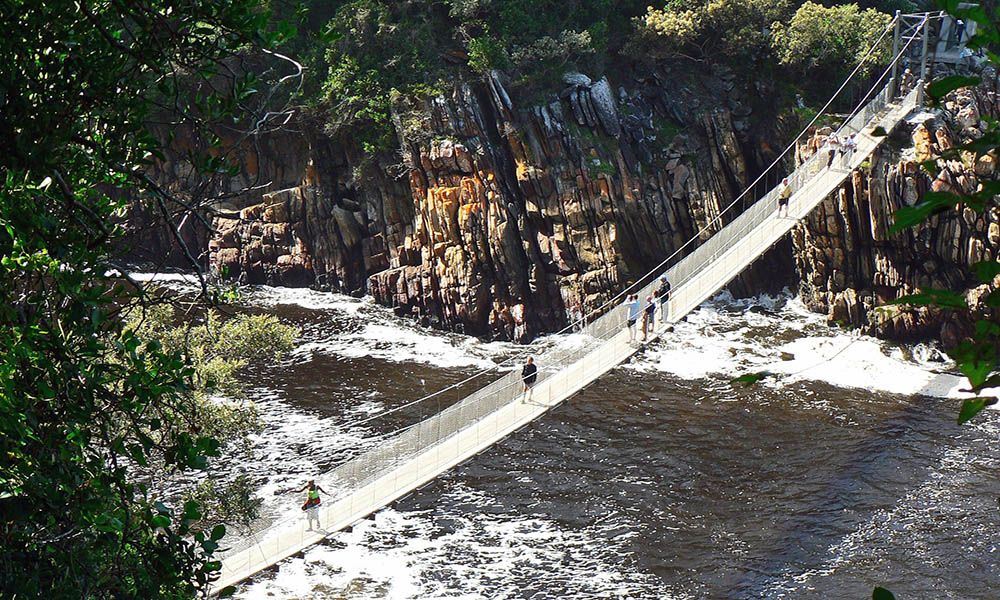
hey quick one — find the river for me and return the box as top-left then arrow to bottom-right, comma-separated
148,277 -> 999,599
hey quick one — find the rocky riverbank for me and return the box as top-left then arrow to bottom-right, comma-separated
127,65 -> 997,345
193,68 -> 795,341
792,68 -> 999,345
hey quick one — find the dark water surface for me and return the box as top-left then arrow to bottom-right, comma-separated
204,285 -> 999,600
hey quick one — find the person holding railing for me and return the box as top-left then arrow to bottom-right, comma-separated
297,480 -> 327,531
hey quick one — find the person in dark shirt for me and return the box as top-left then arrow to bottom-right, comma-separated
656,276 -> 672,322
641,295 -> 656,341
521,356 -> 538,399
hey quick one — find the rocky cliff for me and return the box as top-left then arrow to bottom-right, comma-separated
197,68 -> 794,340
792,69 -> 999,345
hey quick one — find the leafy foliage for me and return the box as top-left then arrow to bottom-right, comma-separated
883,0 -> 1000,430
638,0 -> 794,63
771,2 -> 893,79
314,0 -> 650,151
182,475 -> 265,534
0,1 -> 294,597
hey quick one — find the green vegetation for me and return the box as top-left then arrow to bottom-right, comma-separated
882,0 -> 1000,431
587,158 -> 619,178
771,2 -> 893,80
304,0 -> 896,155
312,0 -> 651,152
636,0 -> 794,63
0,1 -> 297,597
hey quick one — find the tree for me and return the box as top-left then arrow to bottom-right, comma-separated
0,1 -> 296,597
636,0 -> 794,64
771,2 -> 893,79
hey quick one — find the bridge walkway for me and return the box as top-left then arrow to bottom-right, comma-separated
213,16 -> 931,591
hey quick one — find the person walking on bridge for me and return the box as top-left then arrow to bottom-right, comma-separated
521,356 -> 538,400
824,133 -> 840,169
625,294 -> 641,342
656,275 -> 672,322
777,178 -> 792,217
841,134 -> 857,168
297,480 -> 327,531
641,295 -> 656,342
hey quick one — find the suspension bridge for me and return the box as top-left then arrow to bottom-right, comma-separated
213,11 -> 943,593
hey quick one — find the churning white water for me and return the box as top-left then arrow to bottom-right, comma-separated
132,275 -> 1000,598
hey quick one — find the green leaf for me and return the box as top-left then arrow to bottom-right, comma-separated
151,514 -> 171,529
731,372 -> 770,386
183,499 -> 202,521
958,397 -> 994,424
972,260 -> 1000,283
94,514 -> 124,533
218,586 -> 238,598
926,75 -> 981,101
872,587 -> 896,600
886,289 -> 967,309
210,523 -> 226,541
889,192 -> 958,233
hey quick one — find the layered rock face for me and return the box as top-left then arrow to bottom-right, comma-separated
205,70 -> 793,340
792,75 -> 999,344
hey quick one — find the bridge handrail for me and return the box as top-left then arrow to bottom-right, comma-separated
313,77 -> 922,505
219,15 -> 932,564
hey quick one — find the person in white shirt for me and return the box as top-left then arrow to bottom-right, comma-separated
625,294 -> 641,342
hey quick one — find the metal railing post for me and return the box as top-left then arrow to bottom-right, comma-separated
890,11 -> 902,97
919,15 -> 931,88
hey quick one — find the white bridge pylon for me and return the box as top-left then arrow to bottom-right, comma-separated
214,13 -> 932,592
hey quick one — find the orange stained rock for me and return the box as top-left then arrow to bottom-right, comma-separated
515,158 -> 531,181
426,185 -> 461,214
597,178 -> 611,199
458,202 -> 482,228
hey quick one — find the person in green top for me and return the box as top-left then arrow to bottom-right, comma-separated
297,480 -> 327,531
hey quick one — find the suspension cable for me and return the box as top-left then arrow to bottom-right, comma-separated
338,12 -> 924,429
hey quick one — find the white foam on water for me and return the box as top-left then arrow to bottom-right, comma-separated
235,486 -> 684,600
762,415 -> 1000,597
630,291 -> 970,399
763,336 -> 967,398
221,387 -> 392,534
248,284 -> 370,315
128,271 -> 204,284
291,323 -> 499,370
126,270 -> 207,294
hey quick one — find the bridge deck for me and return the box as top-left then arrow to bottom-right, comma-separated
214,83 -> 921,593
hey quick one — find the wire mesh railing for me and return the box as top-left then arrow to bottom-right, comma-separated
217,16 -> 930,585
308,81 -> 919,513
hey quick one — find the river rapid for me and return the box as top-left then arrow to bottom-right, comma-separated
148,277 -> 1000,599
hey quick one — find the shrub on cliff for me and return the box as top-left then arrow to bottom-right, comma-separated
635,0 -> 794,64
771,2 -> 893,80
